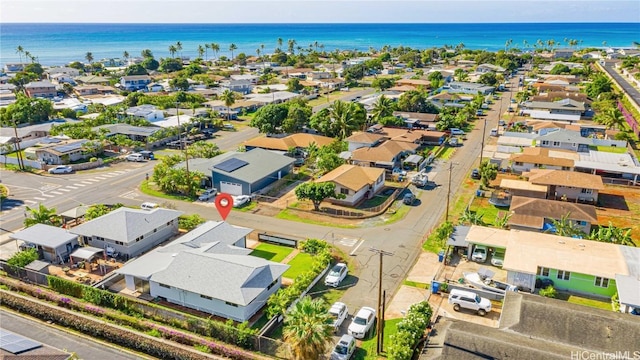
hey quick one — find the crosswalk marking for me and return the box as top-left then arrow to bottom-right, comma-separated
58,188 -> 71,192
94,176 -> 108,180
33,197 -> 46,201
50,191 -> 63,195
25,200 -> 37,204
339,237 -> 359,247
66,186 -> 78,189
42,194 -> 54,198
81,181 -> 94,184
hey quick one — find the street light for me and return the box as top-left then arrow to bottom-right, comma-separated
369,247 -> 393,355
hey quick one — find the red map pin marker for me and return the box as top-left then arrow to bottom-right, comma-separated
215,193 -> 233,221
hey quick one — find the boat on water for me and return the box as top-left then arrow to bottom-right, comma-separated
463,267 -> 518,295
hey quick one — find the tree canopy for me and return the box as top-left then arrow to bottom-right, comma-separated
295,182 -> 345,211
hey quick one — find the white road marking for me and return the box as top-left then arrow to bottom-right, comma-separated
66,186 -> 78,190
49,191 -> 63,195
42,194 -> 54,198
33,197 -> 46,201
94,176 -> 108,180
74,183 -> 86,187
81,181 -> 94,184
58,188 -> 71,192
339,237 -> 359,247
349,239 -> 366,256
24,200 -> 37,204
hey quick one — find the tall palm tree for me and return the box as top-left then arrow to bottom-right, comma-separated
204,44 -> 210,61
222,90 -> 236,120
229,43 -> 238,61
24,204 -> 61,228
85,52 -> 94,64
371,95 -> 395,123
168,45 -> 177,58
595,107 -> 626,130
123,51 -> 130,64
175,41 -> 183,58
197,45 -> 205,59
283,296 -> 332,360
277,37 -> 283,51
210,43 -> 220,61
288,39 -> 297,54
141,49 -> 153,59
328,100 -> 366,140
15,45 -> 24,63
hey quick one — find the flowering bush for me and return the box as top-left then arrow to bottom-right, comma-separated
387,301 -> 433,360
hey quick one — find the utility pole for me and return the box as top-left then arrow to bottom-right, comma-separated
369,247 -> 393,355
176,102 -> 191,196
445,162 -> 454,221
479,117 -> 487,165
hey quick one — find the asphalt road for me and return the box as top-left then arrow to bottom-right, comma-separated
601,61 -> 640,108
0,80 -> 516,319
0,309 -> 145,360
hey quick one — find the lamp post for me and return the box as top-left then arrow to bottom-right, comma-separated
369,247 -> 393,354
176,102 -> 192,196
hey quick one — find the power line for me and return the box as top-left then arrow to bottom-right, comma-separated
369,247 -> 393,355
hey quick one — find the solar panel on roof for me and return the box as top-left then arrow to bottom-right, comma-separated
53,142 -> 83,153
0,329 -> 42,354
214,158 -> 248,173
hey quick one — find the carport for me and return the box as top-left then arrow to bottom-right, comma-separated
463,226 -> 509,259
70,246 -> 106,272
403,154 -> 424,171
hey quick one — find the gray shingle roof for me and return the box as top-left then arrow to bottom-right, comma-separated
536,129 -> 591,145
10,224 -> 77,248
150,252 -> 288,306
70,207 -> 182,244
209,148 -> 294,184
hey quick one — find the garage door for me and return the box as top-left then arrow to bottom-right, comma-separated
220,181 -> 243,196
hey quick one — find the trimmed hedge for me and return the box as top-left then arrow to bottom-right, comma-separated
387,301 -> 433,360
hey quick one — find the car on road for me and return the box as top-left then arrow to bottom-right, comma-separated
232,195 -> 251,208
472,245 -> 488,263
471,169 -> 481,180
498,120 -> 506,127
325,263 -> 348,287
48,165 -> 74,174
330,334 -> 356,360
448,137 -> 459,146
126,153 -> 145,162
198,188 -> 218,201
348,307 -> 376,339
140,202 -> 159,210
403,193 -> 416,205
449,128 -> 465,136
448,289 -> 492,316
328,302 -> 349,332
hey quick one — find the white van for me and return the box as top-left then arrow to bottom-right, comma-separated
490,128 -> 498,136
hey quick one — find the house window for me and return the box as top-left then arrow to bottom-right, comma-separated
515,162 -> 523,166
340,188 -> 349,195
537,267 -> 549,277
557,270 -> 571,281
594,277 -> 609,288
225,301 -> 238,307
581,188 -> 593,194
267,279 -> 278,290
552,141 -> 561,147
159,283 -> 171,289
576,220 -> 587,226
542,140 -> 549,146
115,241 -> 124,246
200,294 -> 213,300
562,166 -> 571,170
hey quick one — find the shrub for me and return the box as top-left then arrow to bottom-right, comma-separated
387,301 -> 433,360
301,238 -> 329,254
539,285 -> 557,298
7,248 -> 39,268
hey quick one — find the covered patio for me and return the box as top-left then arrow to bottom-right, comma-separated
69,246 -> 108,274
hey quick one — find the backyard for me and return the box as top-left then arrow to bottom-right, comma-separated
596,185 -> 640,246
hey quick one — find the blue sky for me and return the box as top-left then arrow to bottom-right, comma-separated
2,0 -> 639,23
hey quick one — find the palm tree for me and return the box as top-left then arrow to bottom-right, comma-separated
15,45 -> 24,63
288,39 -> 297,54
328,100 -> 366,140
210,43 -> 220,61
85,52 -> 94,64
370,95 -> 395,123
168,45 -> 177,58
588,222 -> 635,247
229,43 -> 238,61
222,90 -> 236,120
277,37 -> 283,51
24,204 -> 61,228
141,49 -> 153,59
504,39 -> 513,52
595,107 -> 626,130
283,296 -> 332,360
547,213 -> 586,238
204,43 -> 210,61
123,51 -> 130,64
175,41 -> 183,58
197,45 -> 205,59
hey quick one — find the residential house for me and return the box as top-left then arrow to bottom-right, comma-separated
220,79 -> 253,94
346,132 -> 387,152
529,92 -> 591,104
119,75 -> 151,91
382,127 -> 447,146
575,150 -> 640,185
349,140 -> 419,171
523,168 -> 604,203
315,78 -> 346,90
10,224 -> 79,264
24,81 -> 57,98
49,73 -> 76,85
307,71 -> 332,81
465,226 -> 640,301
74,85 -> 116,96
245,91 -> 299,106
117,221 -> 288,322
508,196 -> 597,234
94,123 -> 161,144
520,99 -> 585,122
204,148 -> 295,195
475,63 -> 506,73
70,207 -> 182,260
125,104 -> 164,121
429,92 -> 463,108
394,79 -> 432,91
33,139 -> 89,165
532,83 -> 567,93
75,75 -> 111,85
146,83 -> 165,92
230,74 -> 259,85
315,164 -> 385,206
510,147 -> 576,173
536,129 -> 626,152
392,111 -> 439,129
243,133 -> 334,154
553,48 -> 575,59
4,63 -> 28,72
447,81 -> 494,95
435,292 -> 640,359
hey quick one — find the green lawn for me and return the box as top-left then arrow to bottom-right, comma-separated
438,146 -> 456,160
354,318 -> 402,360
403,280 -> 430,289
556,293 -> 612,311
283,252 -> 314,279
249,243 -> 294,263
275,209 -> 358,229
591,145 -> 628,154
468,197 -> 505,226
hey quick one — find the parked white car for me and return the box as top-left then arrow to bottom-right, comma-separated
140,202 -> 159,210
449,128 -> 465,136
126,153 -> 145,162
325,263 -> 348,287
347,306 -> 376,339
330,334 -> 356,360
198,188 -> 218,201
232,195 -> 251,207
448,289 -> 492,316
491,251 -> 505,267
472,245 -> 488,263
328,302 -> 349,333
48,165 -> 73,174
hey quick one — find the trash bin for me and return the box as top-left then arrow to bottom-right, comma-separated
431,282 -> 440,294
438,250 -> 445,263
476,190 -> 482,197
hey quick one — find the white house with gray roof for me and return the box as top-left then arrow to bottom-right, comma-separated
70,207 -> 182,259
10,224 -> 80,264
520,99 -> 586,122
536,129 -> 626,152
117,221 -> 289,322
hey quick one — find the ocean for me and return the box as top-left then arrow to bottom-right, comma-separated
1,22 -> 639,66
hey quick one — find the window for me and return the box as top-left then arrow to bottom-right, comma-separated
581,188 -> 593,194
115,241 -> 124,246
267,279 -> 278,290
576,220 -> 587,226
159,283 -> 171,289
562,166 -> 571,170
515,162 -> 523,166
340,188 -> 349,195
542,140 -> 549,146
225,301 -> 238,307
537,267 -> 549,277
557,270 -> 571,281
594,277 -> 609,288
200,294 -> 213,300
552,141 -> 561,147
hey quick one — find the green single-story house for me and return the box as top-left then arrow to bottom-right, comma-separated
465,226 -> 640,313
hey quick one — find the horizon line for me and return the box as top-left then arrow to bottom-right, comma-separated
3,21 -> 639,25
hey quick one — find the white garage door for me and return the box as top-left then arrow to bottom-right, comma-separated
220,181 -> 243,196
